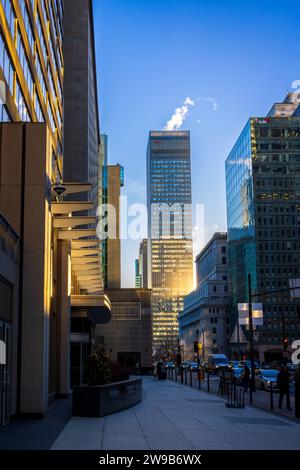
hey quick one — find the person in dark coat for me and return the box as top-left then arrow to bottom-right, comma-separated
242,365 -> 251,392
277,366 -> 292,410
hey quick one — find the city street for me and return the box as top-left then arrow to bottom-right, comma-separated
51,377 -> 300,451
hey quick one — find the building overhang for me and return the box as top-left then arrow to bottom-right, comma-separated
53,216 -> 96,229
71,294 -> 112,324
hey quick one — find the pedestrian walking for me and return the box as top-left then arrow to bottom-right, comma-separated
277,366 -> 292,411
242,365 -> 250,392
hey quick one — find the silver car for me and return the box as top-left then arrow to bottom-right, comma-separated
255,369 -> 279,391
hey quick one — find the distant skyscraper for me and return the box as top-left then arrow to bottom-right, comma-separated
225,93 -> 300,362
135,259 -> 141,288
135,239 -> 148,289
147,131 -> 194,352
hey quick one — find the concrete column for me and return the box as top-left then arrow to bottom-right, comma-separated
57,240 -> 71,396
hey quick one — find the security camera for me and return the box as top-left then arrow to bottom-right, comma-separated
52,184 -> 67,198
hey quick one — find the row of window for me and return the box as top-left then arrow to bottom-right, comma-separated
256,216 -> 300,227
256,128 -> 300,138
254,153 -> 300,163
1,0 -> 63,134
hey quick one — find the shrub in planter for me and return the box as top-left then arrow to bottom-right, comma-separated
86,344 -> 111,386
111,362 -> 130,382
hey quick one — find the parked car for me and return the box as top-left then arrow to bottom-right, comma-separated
166,362 -> 175,370
255,369 -> 279,391
187,362 -> 199,372
229,360 -> 240,369
207,354 -> 230,373
287,362 -> 298,373
179,362 -> 189,371
239,360 -> 260,371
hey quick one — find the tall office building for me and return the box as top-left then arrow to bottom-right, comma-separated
179,233 -> 230,361
0,0 -> 64,158
225,93 -> 300,362
135,239 -> 148,289
63,0 -> 100,210
147,131 -> 194,353
0,0 -> 66,425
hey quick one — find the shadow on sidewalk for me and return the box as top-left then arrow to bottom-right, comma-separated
0,396 -> 72,450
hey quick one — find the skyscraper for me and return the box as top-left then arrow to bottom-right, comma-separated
147,131 -> 194,353
0,0 -> 64,156
135,239 -> 148,289
0,0 -> 66,424
63,0 -> 100,210
225,93 -> 300,362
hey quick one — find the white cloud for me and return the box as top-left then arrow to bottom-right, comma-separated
164,97 -> 195,131
164,96 -> 219,131
196,96 -> 219,111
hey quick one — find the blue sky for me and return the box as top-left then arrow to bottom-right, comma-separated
93,0 -> 300,287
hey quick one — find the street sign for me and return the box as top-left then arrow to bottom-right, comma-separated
238,303 -> 263,327
0,340 -> 6,365
230,324 -> 247,344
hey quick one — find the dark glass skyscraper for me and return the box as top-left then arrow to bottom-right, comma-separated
225,94 -> 300,362
147,131 -> 194,353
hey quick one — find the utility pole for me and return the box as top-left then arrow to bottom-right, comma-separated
248,273 -> 256,403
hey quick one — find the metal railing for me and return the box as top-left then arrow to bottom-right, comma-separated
167,367 -> 300,419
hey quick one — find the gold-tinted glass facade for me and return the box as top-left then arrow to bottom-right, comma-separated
0,0 -> 63,181
147,131 -> 194,353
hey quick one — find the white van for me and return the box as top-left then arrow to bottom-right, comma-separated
207,354 -> 229,373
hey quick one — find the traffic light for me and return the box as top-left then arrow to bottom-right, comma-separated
283,338 -> 288,352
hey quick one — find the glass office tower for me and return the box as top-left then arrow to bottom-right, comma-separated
225,96 -> 300,361
147,131 -> 194,354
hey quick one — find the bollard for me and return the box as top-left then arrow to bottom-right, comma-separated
270,381 -> 274,411
198,371 -> 201,390
190,370 -> 193,387
181,368 -> 184,384
185,369 -> 188,385
249,378 -> 253,405
207,371 -> 210,393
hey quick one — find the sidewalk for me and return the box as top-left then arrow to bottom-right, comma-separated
52,377 -> 300,450
0,396 -> 72,450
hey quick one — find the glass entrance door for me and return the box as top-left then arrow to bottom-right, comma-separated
0,322 -> 11,427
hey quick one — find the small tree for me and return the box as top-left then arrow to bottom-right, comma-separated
86,345 -> 111,386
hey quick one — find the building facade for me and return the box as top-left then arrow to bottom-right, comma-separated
179,233 -> 230,361
147,131 -> 194,354
135,239 -> 148,289
63,0 -> 100,211
0,0 -> 65,426
225,93 -> 300,362
95,288 -> 153,374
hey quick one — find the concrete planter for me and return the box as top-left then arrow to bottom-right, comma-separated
72,378 -> 143,417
